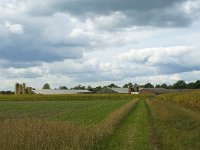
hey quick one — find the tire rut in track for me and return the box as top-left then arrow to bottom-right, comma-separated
145,100 -> 162,150
105,99 -> 151,150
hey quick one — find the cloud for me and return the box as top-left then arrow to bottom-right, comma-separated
20,0 -> 197,27
126,70 -> 200,85
0,0 -> 200,90
5,21 -> 24,34
25,0 -> 186,14
116,46 -> 200,74
0,13 -> 86,65
181,0 -> 200,15
1,0 -> 198,28
1,45 -> 200,83
2,67 -> 46,78
0,11 -> 139,66
0,0 -> 199,68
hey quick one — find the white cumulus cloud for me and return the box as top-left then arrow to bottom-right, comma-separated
5,21 -> 24,34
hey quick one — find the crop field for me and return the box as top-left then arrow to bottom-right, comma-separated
0,93 -> 200,150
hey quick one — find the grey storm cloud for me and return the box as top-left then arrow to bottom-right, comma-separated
0,32 -> 83,64
0,0 -> 197,67
27,0 -> 193,27
31,0 -> 185,14
0,13 -> 86,66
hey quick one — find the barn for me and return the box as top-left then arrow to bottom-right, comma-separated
33,89 -> 91,95
98,87 -> 139,94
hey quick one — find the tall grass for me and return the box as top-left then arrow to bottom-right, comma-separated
0,99 -> 138,150
147,99 -> 200,149
158,90 -> 200,110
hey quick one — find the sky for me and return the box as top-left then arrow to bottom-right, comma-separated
0,0 -> 200,90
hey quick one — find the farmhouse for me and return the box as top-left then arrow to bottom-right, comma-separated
139,88 -> 193,95
33,89 -> 91,95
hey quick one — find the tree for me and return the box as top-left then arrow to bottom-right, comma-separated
42,83 -> 50,89
155,85 -> 161,88
93,86 -> 103,93
59,86 -> 68,90
144,83 -> 154,88
71,85 -> 86,90
123,83 -> 133,88
107,83 -> 119,88
195,80 -> 200,89
172,80 -> 187,89
161,83 -> 168,89
168,85 -> 173,89
187,82 -> 195,89
0,91 -> 14,94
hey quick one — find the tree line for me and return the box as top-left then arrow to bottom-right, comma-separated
0,80 -> 199,95
42,80 -> 200,93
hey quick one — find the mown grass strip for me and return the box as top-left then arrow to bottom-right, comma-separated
101,99 -> 151,150
145,99 -> 162,150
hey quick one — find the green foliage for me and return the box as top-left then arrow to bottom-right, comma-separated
155,85 -> 161,88
144,83 -> 154,88
97,87 -> 118,94
42,83 -> 50,89
107,83 -> 119,88
59,86 -> 68,90
161,83 -> 168,89
172,80 -> 187,89
0,91 -> 14,94
186,82 -> 196,89
149,80 -> 200,89
123,82 -> 133,88
71,85 -> 86,90
88,86 -> 103,93
195,80 -> 200,88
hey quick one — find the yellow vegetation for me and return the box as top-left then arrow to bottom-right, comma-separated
158,90 -> 200,110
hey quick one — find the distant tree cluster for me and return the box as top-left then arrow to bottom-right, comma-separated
41,80 -> 200,94
0,91 -> 14,94
71,85 -> 86,90
59,86 -> 68,90
155,80 -> 200,89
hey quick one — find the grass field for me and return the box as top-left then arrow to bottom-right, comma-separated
0,100 -> 129,124
0,93 -> 200,150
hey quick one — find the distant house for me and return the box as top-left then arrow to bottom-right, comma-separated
139,88 -> 193,95
33,89 -> 91,95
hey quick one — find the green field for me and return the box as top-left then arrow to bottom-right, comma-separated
0,100 -> 129,125
0,93 -> 200,150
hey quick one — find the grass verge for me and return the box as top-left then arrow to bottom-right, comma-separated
100,99 -> 151,150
